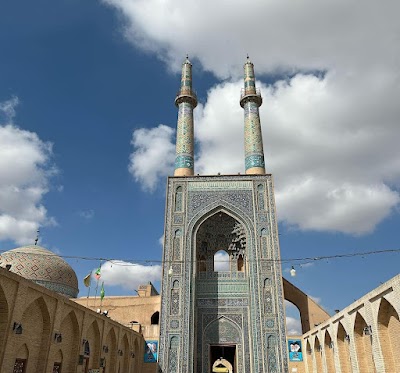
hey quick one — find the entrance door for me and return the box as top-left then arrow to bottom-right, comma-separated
13,359 -> 27,373
210,345 -> 236,373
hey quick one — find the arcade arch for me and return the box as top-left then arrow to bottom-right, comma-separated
354,312 -> 375,373
377,297 -> 400,372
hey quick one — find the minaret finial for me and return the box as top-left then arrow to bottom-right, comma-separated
240,60 -> 265,174
174,57 -> 197,176
34,229 -> 40,245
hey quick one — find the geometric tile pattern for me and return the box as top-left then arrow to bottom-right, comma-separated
159,175 -> 289,373
0,245 -> 79,298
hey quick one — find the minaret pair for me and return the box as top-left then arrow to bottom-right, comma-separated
173,56 -> 265,176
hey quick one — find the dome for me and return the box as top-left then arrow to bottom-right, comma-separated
0,245 -> 79,298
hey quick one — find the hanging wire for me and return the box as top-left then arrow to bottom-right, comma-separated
0,247 -> 399,266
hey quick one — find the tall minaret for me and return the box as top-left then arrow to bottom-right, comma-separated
240,56 -> 266,174
174,56 -> 197,176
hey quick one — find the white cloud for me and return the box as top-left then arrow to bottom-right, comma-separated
96,260 -> 162,291
120,1 -> 400,234
214,250 -> 230,271
102,0 -> 400,78
0,98 -> 56,244
286,316 -> 302,336
128,124 -> 175,191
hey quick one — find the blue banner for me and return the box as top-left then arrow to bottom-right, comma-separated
144,340 -> 158,363
288,339 -> 303,362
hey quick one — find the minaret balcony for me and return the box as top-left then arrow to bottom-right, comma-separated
240,88 -> 262,107
175,88 -> 198,107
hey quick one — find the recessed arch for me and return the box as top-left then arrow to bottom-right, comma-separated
354,312 -> 375,373
21,296 -> 51,372
377,297 -> 400,372
85,319 -> 101,370
133,338 -> 139,371
337,322 -> 351,373
104,327 -> 117,373
194,207 -> 248,276
190,202 -> 254,259
151,311 -> 159,325
60,310 -> 80,372
122,334 -> 130,373
324,330 -> 335,373
314,337 -> 323,372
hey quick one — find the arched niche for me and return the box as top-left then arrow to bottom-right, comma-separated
121,334 -> 130,373
324,330 -> 335,373
104,327 -> 117,372
314,337 -> 323,372
354,312 -> 375,373
85,320 -> 101,369
60,310 -> 79,372
377,297 -> 400,372
203,317 -> 241,373
196,210 -> 246,276
21,297 -> 51,372
337,322 -> 351,373
151,311 -> 159,325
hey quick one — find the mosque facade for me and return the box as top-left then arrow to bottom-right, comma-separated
0,57 -> 399,373
157,57 -> 288,373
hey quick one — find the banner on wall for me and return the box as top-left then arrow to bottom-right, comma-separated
144,340 -> 158,363
288,339 -> 303,362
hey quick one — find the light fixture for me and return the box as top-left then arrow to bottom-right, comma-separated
290,266 -> 296,277
363,325 -> 372,336
130,351 -> 135,358
317,345 -> 322,352
102,310 -> 109,316
96,308 -> 101,313
345,334 -> 350,342
82,339 -> 87,345
13,322 -> 22,335
329,342 -> 334,349
118,349 -> 123,356
168,266 -> 173,276
103,345 -> 109,353
5,264 -> 12,271
54,333 -> 62,343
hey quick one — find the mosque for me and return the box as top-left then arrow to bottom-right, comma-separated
0,57 -> 399,373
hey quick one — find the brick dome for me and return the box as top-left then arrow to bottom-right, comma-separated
0,245 -> 79,298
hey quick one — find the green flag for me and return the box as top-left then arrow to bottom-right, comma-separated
94,267 -> 101,280
100,282 -> 105,301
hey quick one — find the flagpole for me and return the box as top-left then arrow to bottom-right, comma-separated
86,284 -> 91,307
100,281 -> 105,308
94,278 -> 99,307
94,262 -> 101,308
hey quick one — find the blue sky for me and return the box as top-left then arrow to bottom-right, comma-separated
1,0 -> 399,334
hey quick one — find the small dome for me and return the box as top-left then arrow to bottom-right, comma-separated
0,245 -> 79,298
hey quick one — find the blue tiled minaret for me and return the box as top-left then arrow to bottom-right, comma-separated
174,56 -> 198,176
240,56 -> 266,175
